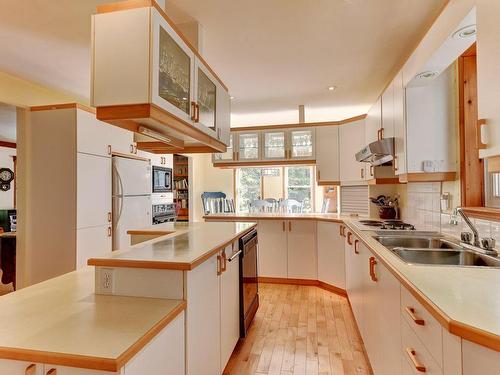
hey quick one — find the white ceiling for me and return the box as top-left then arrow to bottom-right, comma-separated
0,0 -> 446,125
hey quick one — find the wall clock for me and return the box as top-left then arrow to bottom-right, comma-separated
0,168 -> 14,191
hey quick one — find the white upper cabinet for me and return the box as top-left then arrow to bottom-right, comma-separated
381,80 -> 395,139
213,133 -> 234,163
393,70 -> 407,175
76,110 -> 111,157
236,131 -> 261,161
365,97 -> 382,144
476,1 -> 500,159
92,4 -> 230,152
316,125 -> 340,183
288,128 -> 315,160
406,64 -> 457,173
339,119 -> 367,184
262,130 -> 287,161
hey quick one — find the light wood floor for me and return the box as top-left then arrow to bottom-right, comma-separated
224,283 -> 372,375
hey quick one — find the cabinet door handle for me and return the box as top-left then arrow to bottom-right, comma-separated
107,145 -> 112,155
190,101 -> 197,121
405,348 -> 426,373
347,231 -> 353,245
108,212 -> 112,223
339,225 -> 343,236
405,306 -> 425,326
288,221 -> 292,231
130,144 -> 134,153
317,169 -> 321,181
370,165 -> 374,177
222,251 -> 227,272
133,145 -> 137,154
217,254 -> 222,276
369,256 -> 378,282
195,103 -> 200,123
46,369 -> 57,375
282,221 -> 285,231
377,127 -> 384,140
341,225 -> 345,237
108,227 -> 112,237
360,168 -> 365,179
354,239 -> 359,254
394,155 -> 398,171
25,364 -> 36,375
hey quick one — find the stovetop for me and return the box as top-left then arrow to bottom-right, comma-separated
355,219 -> 416,231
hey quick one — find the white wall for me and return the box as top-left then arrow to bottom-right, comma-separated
190,154 -> 234,221
0,147 -> 16,209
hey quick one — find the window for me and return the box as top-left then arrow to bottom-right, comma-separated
235,168 -> 261,212
285,166 -> 314,212
235,166 -> 316,213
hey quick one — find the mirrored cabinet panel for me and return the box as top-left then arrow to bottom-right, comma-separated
263,131 -> 286,159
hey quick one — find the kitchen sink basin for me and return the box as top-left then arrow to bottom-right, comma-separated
374,236 -> 461,250
391,248 -> 500,268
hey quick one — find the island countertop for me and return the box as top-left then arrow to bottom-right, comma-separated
0,267 -> 185,371
88,221 -> 256,270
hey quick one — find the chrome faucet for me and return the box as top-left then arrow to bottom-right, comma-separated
453,207 -> 498,256
454,207 -> 480,247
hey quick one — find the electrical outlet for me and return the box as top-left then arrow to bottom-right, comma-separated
100,268 -> 114,294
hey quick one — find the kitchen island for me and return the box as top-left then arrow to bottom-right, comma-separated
0,221 -> 256,375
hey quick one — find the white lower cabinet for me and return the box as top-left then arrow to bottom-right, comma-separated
462,340 -> 500,375
257,220 -> 288,278
0,360 -> 44,375
76,225 -> 112,269
344,229 -> 401,375
124,313 -> 185,375
186,244 -> 240,375
220,245 -> 241,370
42,366 -> 118,375
258,220 -> 318,280
317,222 -> 345,288
287,220 -> 317,280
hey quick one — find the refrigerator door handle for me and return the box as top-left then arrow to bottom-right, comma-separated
112,163 -> 125,226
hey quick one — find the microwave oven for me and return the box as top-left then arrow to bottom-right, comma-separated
152,166 -> 173,193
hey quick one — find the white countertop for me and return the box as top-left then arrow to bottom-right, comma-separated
88,221 -> 257,270
0,267 -> 185,371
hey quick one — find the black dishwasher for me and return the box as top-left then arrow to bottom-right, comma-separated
238,228 -> 259,337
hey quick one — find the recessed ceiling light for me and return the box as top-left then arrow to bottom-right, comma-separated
452,24 -> 477,39
230,96 -> 235,100
415,71 -> 439,80
328,86 -> 337,91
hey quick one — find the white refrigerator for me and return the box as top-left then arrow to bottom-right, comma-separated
112,156 -> 151,250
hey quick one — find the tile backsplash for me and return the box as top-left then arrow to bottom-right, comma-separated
401,182 -> 500,245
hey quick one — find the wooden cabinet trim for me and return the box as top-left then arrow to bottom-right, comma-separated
460,207 -> 500,222
398,172 -> 456,183
257,276 -> 347,297
30,103 -> 96,114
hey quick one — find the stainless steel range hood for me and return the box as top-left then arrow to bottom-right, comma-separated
355,138 -> 395,166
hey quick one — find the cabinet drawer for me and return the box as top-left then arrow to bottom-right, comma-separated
401,317 -> 442,375
0,360 -> 44,375
401,286 -> 443,367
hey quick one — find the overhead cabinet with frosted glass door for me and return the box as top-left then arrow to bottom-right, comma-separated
91,2 -> 230,154
213,127 -> 315,165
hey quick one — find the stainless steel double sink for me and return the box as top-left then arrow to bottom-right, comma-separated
373,233 -> 500,268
